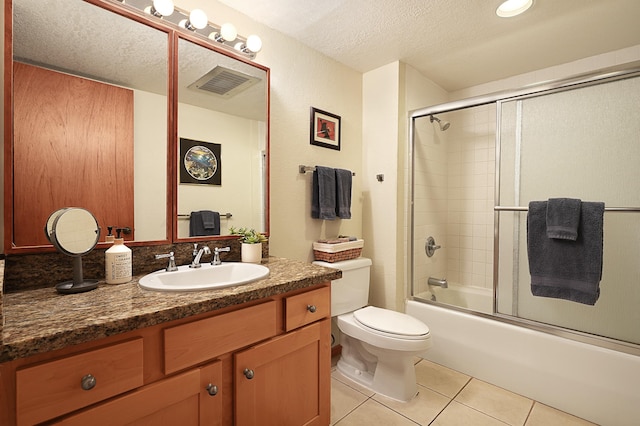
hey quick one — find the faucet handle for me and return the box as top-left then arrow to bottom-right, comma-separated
155,251 -> 178,272
212,246 -> 231,265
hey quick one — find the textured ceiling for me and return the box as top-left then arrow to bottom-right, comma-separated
218,0 -> 640,91
14,0 -> 267,121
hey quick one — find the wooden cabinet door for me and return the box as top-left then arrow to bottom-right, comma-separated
13,62 -> 134,246
234,319 -> 331,426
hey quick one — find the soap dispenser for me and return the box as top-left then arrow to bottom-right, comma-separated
105,228 -> 132,284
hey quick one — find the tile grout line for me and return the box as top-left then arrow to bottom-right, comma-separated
332,393 -> 372,425
449,378 -> 527,426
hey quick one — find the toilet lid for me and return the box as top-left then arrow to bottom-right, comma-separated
353,306 -> 429,337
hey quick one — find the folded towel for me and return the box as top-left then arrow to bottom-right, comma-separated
546,198 -> 581,240
311,166 -> 337,220
189,210 -> 220,236
335,168 -> 352,219
527,201 -> 604,305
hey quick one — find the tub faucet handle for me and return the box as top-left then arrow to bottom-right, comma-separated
425,236 -> 442,257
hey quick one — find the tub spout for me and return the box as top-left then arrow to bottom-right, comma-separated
428,277 -> 448,288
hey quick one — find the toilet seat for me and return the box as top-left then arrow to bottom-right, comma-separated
337,308 -> 432,352
353,306 -> 430,341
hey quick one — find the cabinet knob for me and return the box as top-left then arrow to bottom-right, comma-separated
307,304 -> 317,313
81,374 -> 96,391
206,383 -> 218,396
243,368 -> 255,380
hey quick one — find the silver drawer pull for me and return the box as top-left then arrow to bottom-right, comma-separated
206,383 -> 218,396
243,368 -> 255,380
81,374 -> 96,391
307,304 -> 317,313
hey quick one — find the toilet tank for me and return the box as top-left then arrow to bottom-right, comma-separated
313,257 -> 372,316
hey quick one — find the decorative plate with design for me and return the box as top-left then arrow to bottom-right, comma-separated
184,145 -> 218,180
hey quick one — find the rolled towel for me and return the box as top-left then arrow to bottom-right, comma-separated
546,198 -> 581,240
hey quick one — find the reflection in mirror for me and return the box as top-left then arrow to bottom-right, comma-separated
176,37 -> 268,239
45,208 -> 101,294
10,0 -> 168,248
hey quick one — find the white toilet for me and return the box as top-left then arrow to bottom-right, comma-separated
313,257 -> 432,401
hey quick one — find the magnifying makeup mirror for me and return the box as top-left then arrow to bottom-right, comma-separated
44,207 -> 101,294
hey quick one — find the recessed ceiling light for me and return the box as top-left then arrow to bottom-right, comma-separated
496,0 -> 533,18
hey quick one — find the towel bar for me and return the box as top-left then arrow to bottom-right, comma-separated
178,213 -> 233,219
299,165 -> 355,176
495,206 -> 640,212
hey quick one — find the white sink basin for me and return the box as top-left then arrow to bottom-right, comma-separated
138,262 -> 270,292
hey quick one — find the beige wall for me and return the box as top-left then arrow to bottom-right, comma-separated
361,62 -> 451,311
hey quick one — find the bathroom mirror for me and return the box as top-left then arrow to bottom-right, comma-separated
176,36 -> 268,239
5,0 -> 270,252
44,207 -> 101,294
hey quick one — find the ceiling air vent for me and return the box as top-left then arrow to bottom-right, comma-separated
188,66 -> 260,99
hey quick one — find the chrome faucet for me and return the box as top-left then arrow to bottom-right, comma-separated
190,244 -> 211,268
212,246 -> 230,265
428,276 -> 448,288
155,251 -> 178,272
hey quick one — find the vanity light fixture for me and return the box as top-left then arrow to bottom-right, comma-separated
110,0 -> 262,59
209,22 -> 238,43
144,0 -> 174,18
235,34 -> 263,54
180,8 -> 208,31
496,0 -> 533,18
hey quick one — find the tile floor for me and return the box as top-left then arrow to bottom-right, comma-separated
331,358 -> 597,426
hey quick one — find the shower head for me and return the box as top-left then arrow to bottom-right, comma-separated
430,115 -> 450,131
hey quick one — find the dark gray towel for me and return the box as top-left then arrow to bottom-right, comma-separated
189,210 -> 220,236
311,166 -> 337,220
335,168 -> 352,219
527,201 -> 604,305
546,198 -> 581,240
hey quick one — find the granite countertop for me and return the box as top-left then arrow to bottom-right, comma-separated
0,257 -> 341,363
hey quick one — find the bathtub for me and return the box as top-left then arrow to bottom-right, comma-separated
406,299 -> 640,426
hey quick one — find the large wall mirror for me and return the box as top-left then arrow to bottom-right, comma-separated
5,0 -> 269,253
176,37 -> 268,239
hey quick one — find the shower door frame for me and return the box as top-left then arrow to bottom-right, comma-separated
408,60 -> 640,356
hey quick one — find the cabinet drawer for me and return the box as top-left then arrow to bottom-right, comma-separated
54,369 -> 201,425
164,300 -> 277,374
285,286 -> 330,331
16,338 -> 144,426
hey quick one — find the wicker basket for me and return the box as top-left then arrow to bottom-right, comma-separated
313,239 -> 364,263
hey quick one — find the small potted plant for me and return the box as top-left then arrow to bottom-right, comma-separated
230,227 -> 267,263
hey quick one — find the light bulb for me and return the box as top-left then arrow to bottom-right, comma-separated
189,9 -> 208,30
152,0 -> 174,17
496,0 -> 533,17
220,23 -> 237,42
246,35 -> 262,53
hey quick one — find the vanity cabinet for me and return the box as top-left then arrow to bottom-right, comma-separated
4,283 -> 330,425
235,320 -> 329,425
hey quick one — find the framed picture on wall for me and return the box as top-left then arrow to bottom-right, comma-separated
310,107 -> 341,150
180,138 -> 222,185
